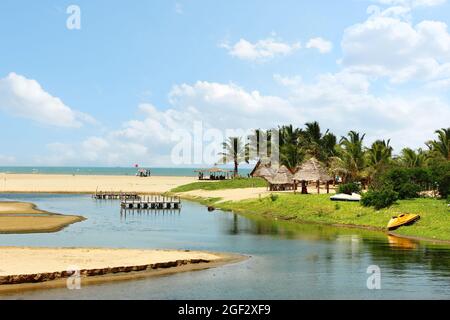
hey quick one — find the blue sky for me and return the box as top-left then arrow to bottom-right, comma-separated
1,0 -> 450,166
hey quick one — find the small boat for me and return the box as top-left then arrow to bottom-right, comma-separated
387,214 -> 420,231
330,193 -> 361,202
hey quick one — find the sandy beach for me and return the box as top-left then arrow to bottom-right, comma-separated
177,186 -> 337,202
0,247 -> 244,291
0,173 -> 197,194
0,201 -> 84,234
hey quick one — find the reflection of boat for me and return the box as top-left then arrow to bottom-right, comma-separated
387,235 -> 418,250
387,214 -> 420,231
330,193 -> 361,202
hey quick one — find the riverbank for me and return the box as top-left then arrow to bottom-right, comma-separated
171,183 -> 450,243
0,202 -> 84,234
0,173 -> 197,194
0,247 -> 245,293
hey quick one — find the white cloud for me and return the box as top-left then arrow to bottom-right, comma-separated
0,73 -> 95,127
175,2 -> 183,14
341,7 -> 450,83
306,37 -> 333,53
375,0 -> 446,8
0,154 -> 15,165
220,37 -> 301,62
274,71 -> 450,150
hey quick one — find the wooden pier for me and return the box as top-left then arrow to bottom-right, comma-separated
120,195 -> 181,210
92,191 -> 140,200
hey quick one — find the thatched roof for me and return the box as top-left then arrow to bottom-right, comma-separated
194,167 -> 232,173
293,157 -> 332,182
251,160 -> 276,178
266,165 -> 294,185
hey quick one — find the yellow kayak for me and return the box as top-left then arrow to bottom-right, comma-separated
387,214 -> 420,231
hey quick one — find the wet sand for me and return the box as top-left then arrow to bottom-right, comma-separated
0,247 -> 245,293
0,202 -> 84,234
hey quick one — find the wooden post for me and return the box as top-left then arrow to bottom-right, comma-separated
301,181 -> 308,194
316,180 -> 320,194
326,181 -> 330,194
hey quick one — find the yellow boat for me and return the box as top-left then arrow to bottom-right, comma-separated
387,214 -> 420,231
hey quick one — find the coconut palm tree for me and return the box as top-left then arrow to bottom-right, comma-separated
366,140 -> 393,168
427,128 -> 450,160
399,148 -> 427,168
218,137 -> 249,177
365,140 -> 393,184
331,131 -> 366,183
278,125 -> 303,169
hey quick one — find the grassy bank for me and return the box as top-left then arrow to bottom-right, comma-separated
170,180 -> 450,241
214,194 -> 449,241
171,178 -> 267,193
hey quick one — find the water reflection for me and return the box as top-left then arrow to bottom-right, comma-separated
0,193 -> 449,299
221,212 -> 450,279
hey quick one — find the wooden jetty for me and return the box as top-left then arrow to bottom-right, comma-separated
120,195 -> 181,210
92,191 -> 140,200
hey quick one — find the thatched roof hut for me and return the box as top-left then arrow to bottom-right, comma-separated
250,160 -> 276,179
266,165 -> 294,191
293,157 -> 332,182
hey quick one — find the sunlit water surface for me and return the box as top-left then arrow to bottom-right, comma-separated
0,194 -> 449,300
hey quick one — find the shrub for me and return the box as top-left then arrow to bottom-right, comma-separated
438,172 -> 450,199
375,167 -> 430,199
361,187 -> 399,210
269,194 -> 279,202
338,182 -> 362,195
429,162 -> 450,199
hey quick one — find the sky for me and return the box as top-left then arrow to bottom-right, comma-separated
1,0 -> 450,167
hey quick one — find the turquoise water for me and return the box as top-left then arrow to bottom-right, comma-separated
0,193 -> 449,300
0,167 -> 252,177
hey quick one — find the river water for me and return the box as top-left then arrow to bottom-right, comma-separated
0,193 -> 449,299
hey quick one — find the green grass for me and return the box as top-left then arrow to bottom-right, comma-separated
212,194 -> 450,241
171,178 -> 268,193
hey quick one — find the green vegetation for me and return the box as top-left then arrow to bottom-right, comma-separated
361,187 -> 399,210
337,182 -> 361,195
212,194 -> 450,241
189,124 -> 450,242
171,177 -> 267,193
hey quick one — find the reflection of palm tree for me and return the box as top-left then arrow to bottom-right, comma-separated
218,137 -> 248,177
427,128 -> 450,160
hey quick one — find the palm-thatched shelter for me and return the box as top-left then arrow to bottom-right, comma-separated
250,160 -> 277,179
293,157 -> 332,194
194,167 -> 233,180
266,165 -> 294,191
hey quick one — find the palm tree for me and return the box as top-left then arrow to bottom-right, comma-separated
366,140 -> 393,168
365,140 -> 393,183
427,128 -> 450,160
331,131 -> 366,183
399,148 -> 427,167
218,137 -> 248,177
298,121 -> 337,162
278,125 -> 303,169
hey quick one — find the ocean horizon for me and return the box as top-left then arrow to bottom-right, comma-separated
0,166 -> 253,177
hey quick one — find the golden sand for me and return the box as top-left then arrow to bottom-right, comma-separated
0,173 -> 196,194
0,202 -> 84,234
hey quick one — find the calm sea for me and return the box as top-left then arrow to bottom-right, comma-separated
0,167 -> 252,177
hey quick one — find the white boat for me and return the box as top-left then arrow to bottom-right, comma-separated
330,193 -> 361,202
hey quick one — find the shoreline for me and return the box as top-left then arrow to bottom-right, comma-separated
0,247 -> 247,294
173,193 -> 450,246
0,174 -> 197,194
0,201 -> 85,234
